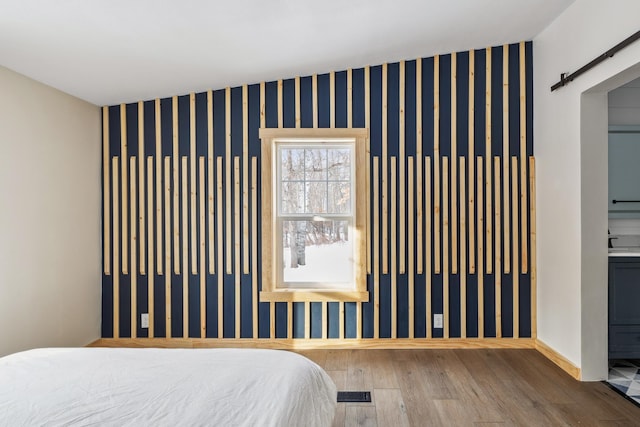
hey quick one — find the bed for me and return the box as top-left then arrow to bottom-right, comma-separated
0,347 -> 337,426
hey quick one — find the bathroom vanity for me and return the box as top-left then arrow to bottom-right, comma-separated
609,253 -> 640,359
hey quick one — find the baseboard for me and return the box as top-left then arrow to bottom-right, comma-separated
90,337 -> 535,350
535,339 -> 581,380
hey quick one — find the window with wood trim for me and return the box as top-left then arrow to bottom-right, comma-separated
260,128 -> 368,302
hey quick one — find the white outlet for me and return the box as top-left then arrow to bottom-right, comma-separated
433,314 -> 443,328
141,313 -> 149,328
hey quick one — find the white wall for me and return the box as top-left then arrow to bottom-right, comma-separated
0,66 -> 101,357
534,0 -> 640,379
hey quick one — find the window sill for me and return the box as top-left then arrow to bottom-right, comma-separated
260,290 -> 369,303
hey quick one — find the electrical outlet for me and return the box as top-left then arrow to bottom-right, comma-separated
141,313 -> 149,328
434,314 -> 443,328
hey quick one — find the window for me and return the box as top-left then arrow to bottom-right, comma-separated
260,128 -> 368,302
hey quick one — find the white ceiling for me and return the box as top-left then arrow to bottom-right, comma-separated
0,0 -> 575,106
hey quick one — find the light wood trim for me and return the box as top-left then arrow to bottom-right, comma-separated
390,157 -> 397,339
172,96 -> 179,275
443,157 -> 449,338
287,301 -> 293,340
477,157 -> 484,338
365,66 -> 371,274
382,63 -> 388,274
399,60 -> 406,274
207,90 -> 215,274
312,74 -> 318,128
520,42 -> 528,274
242,85 -> 249,274
251,157 -> 258,338
130,158 -> 137,338
270,302 -> 275,339
485,47 -> 492,275
416,59 -> 423,274
260,291 -> 369,303
356,302 -> 362,340
103,107 -> 110,275
234,157 -> 241,339
155,99 -> 163,274
512,157 -> 519,338
277,80 -> 283,128
182,157 -> 189,338
321,302 -> 327,339
339,301 -> 345,340
112,157 -> 120,338
330,71 -> 336,128
494,157 -> 502,338
503,45 -> 511,274
225,88 -> 232,274
199,156 -> 206,338
190,93 -> 197,274
304,301 -> 310,340
92,337 -> 536,350
373,158 -> 380,339
120,104 -> 129,274
535,339 -> 581,380
138,102 -> 146,275
147,156 -> 155,337
164,157 -> 172,337
530,157 -> 537,338
347,68 -> 353,128
260,137 -> 274,293
216,157 -> 224,338
468,50 -> 476,274
434,55 -> 441,274
408,157 -> 415,339
295,77 -> 301,128
459,157 -> 467,338
451,52 -> 458,275
425,157 -> 432,339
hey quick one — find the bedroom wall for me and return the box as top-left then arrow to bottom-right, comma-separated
0,66 -> 101,357
102,42 -> 534,344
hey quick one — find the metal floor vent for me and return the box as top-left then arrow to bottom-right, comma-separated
337,391 -> 372,403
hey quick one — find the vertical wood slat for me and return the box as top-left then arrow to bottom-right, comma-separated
459,157 -> 467,338
330,71 -> 336,128
520,42 -> 528,274
451,52 -> 458,274
321,302 -> 327,339
164,157 -> 172,338
103,107 -> 110,275
339,301 -> 345,340
382,63 -> 389,274
399,60 -> 406,274
434,56 -> 441,274
234,157 -> 241,339
130,158 -> 137,338
530,157 -> 537,338
259,83 -> 273,340
503,45 -> 511,274
199,157 -> 206,338
295,77 -> 301,128
443,157 -> 449,338
243,85 -> 250,274
365,66 -> 371,275
425,157 -> 432,339
190,93 -> 197,274
216,157 -> 224,338
477,157 -> 484,338
304,301 -> 311,340
373,158 -> 380,339
277,80 -> 283,128
182,157 -> 189,338
225,88 -> 232,274
494,157 -> 502,338
138,102 -> 146,275
312,74 -> 318,129
347,68 -> 353,128
408,157 -> 415,338
120,104 -> 128,274
112,157 -> 120,338
390,157 -> 397,339
155,99 -> 163,274
485,48 -> 492,275
147,156 -> 155,338
416,59 -> 423,274
468,50 -> 476,274
172,97 -> 180,275
251,157 -> 258,338
260,82 -> 266,128
512,157 -> 520,338
207,90 -> 215,274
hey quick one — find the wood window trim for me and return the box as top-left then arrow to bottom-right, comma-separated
260,128 -> 369,303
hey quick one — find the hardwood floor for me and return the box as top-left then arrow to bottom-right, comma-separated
296,349 -> 640,426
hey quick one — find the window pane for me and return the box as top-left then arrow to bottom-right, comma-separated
281,182 -> 305,213
304,149 -> 327,180
281,148 -> 305,181
282,220 -> 353,286
327,148 -> 351,181
305,182 -> 327,213
328,182 -> 351,214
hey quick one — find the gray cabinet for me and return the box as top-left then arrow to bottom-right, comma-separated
609,258 -> 640,358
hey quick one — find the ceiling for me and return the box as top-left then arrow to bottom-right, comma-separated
0,0 -> 575,106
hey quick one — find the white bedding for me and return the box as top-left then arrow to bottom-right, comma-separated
0,347 -> 336,426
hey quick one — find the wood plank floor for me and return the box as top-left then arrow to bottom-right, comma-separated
296,349 -> 640,427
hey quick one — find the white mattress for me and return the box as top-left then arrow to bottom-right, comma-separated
0,347 -> 336,426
